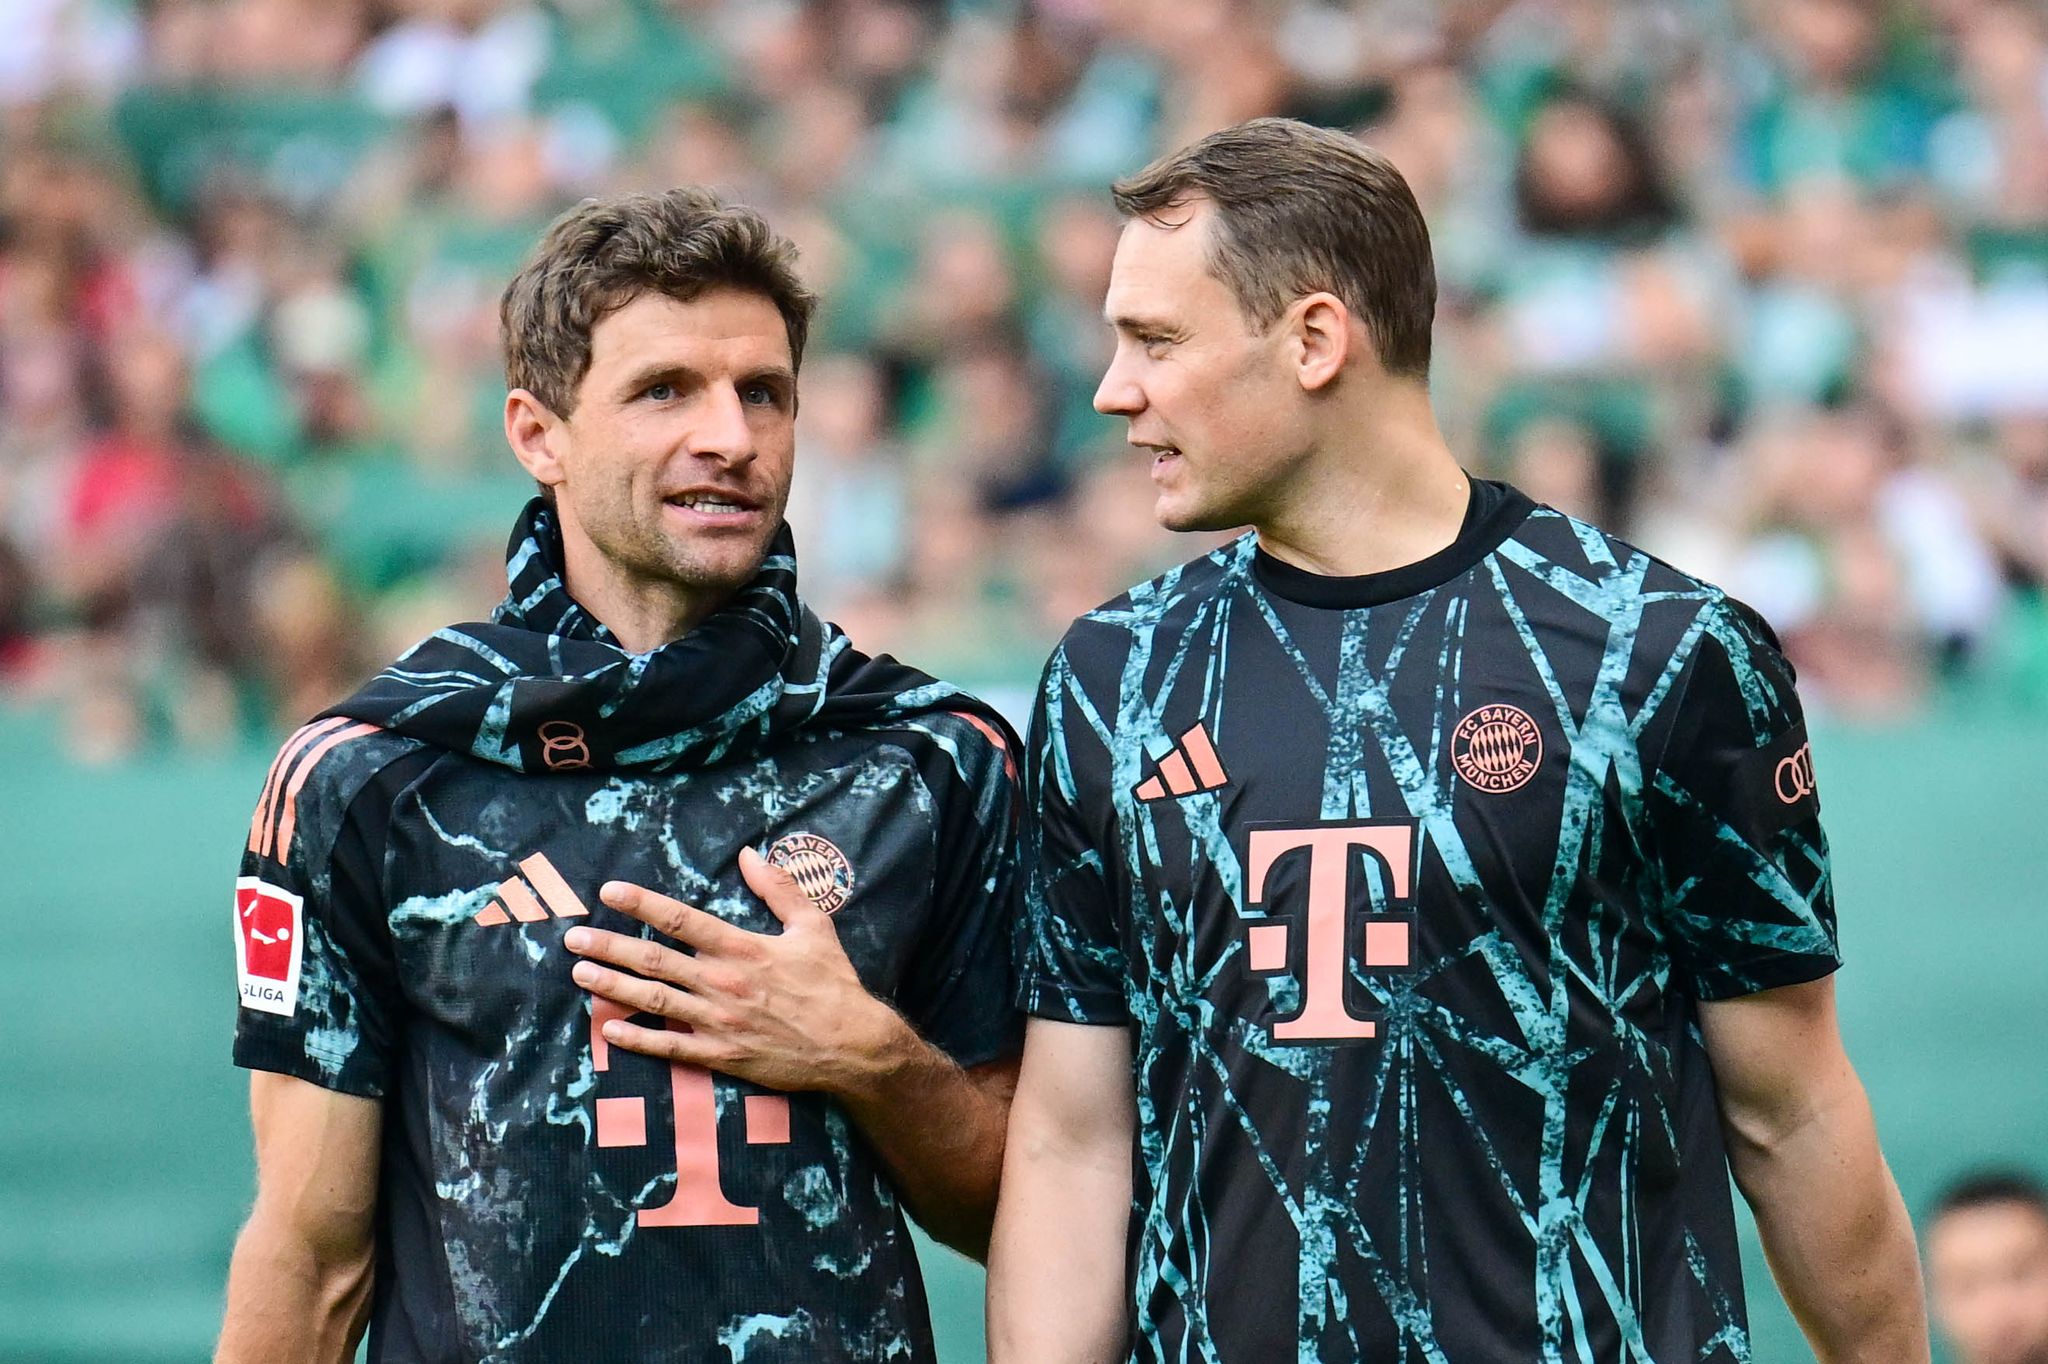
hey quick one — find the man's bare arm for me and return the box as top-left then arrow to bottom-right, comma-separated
216,1072 -> 381,1364
987,1018 -> 1135,1364
1698,976 -> 1928,1364
836,1046 -> 1019,1260
564,848 -> 1016,1259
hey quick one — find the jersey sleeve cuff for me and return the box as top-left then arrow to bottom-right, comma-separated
928,1012 -> 1025,1071
233,1034 -> 387,1100
1018,975 -> 1131,1025
1691,951 -> 1843,1002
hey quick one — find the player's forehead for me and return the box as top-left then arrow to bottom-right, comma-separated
1102,201 -> 1226,328
584,287 -> 792,379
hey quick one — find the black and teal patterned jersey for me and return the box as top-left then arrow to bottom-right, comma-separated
1020,479 -> 1840,1364
231,502 -> 1023,1364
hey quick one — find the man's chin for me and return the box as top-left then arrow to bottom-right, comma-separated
1155,494 -> 1245,535
664,536 -> 777,597
615,520 -> 779,607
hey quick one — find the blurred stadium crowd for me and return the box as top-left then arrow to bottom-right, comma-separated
4,0 -> 2048,761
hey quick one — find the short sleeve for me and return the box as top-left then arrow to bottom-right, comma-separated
232,728 -> 422,1098
1644,600 -> 1842,1001
893,710 -> 1027,1070
1017,647 -> 1130,1024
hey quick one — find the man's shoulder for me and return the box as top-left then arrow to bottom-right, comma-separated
245,719 -> 438,871
1501,507 -> 1805,747
1508,504 -> 1719,597
1502,503 -> 1779,646
1051,534 -> 1257,677
857,702 -> 1021,803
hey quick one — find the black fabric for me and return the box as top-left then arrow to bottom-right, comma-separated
1251,478 -> 1533,609
227,500 -> 1027,1362
1019,491 -> 1841,1362
327,497 -> 1015,773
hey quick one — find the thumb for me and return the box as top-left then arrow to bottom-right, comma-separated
740,845 -> 829,928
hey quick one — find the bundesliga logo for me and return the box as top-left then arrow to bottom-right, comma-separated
765,832 -> 855,914
234,877 -> 304,1016
1451,704 -> 1543,794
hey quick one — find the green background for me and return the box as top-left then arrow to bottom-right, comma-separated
2,709 -> 2043,1362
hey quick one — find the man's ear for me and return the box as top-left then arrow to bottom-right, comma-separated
505,389 -> 568,489
1289,293 -> 1353,393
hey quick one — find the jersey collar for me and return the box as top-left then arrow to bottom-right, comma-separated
1251,478 -> 1535,611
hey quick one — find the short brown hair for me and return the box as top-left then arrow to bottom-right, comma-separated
501,188 -> 817,416
1112,118 -> 1436,378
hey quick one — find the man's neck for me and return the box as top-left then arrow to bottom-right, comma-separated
1253,386 -> 1471,579
558,534 -> 727,654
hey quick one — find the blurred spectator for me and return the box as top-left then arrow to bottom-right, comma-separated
784,352 -> 909,617
1027,193 -> 1122,467
1929,1 -> 2048,226
44,328 -> 298,758
354,0 -> 549,128
1504,415 -> 1606,525
0,0 -> 139,107
54,330 -> 204,612
1722,405 -> 2001,715
1485,88 -> 1721,516
1925,1170 -> 2048,1364
0,0 -> 2044,755
0,533 -> 40,683
1740,0 -> 1944,198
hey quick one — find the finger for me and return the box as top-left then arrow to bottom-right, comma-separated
594,1017 -> 732,1069
562,924 -> 717,991
598,880 -> 755,954
571,959 -> 718,1029
739,845 -> 828,929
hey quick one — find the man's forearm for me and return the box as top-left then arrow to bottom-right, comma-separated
986,1101 -> 1130,1362
215,1208 -> 373,1364
831,1009 -> 1014,1260
1727,1086 -> 1928,1363
987,1019 -> 1134,1364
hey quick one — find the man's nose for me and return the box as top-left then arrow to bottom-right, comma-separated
1094,352 -> 1143,417
684,385 -> 757,464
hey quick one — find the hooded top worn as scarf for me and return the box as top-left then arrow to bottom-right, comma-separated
325,499 -> 1014,773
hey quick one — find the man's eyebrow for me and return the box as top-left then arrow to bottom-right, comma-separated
611,362 -> 797,397
1105,312 -> 1178,335
614,361 -> 702,398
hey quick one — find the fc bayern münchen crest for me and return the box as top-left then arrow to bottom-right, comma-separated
764,832 -> 856,914
1450,703 -> 1544,793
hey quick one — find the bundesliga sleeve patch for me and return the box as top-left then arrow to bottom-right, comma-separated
234,877 -> 304,1016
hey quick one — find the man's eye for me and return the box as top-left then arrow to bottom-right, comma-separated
644,382 -> 676,402
742,383 -> 780,407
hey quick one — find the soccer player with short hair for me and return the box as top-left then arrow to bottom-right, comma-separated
217,189 -> 1022,1364
1925,1171 -> 2048,1364
987,118 -> 1928,1363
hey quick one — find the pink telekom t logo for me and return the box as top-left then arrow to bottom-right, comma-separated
1243,821 -> 1418,1043
589,998 -> 792,1227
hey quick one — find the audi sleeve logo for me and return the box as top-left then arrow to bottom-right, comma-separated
1774,742 -> 1816,805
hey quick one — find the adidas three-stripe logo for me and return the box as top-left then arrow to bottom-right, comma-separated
1132,723 -> 1231,803
247,718 -> 383,860
474,853 -> 591,926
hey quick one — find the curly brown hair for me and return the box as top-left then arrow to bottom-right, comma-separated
500,188 -> 818,417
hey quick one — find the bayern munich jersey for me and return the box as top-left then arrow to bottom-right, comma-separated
1020,480 -> 1840,1363
232,506 -> 1022,1364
